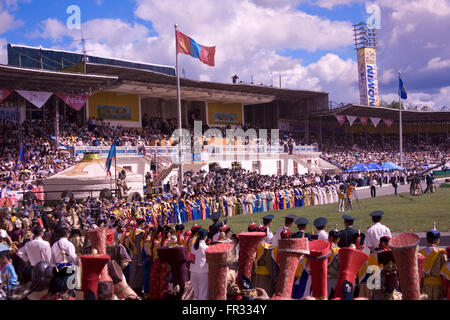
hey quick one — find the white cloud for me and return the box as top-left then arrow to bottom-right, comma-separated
0,38 -> 7,64
381,86 -> 450,109
315,0 -> 361,9
30,0 -> 356,103
420,57 -> 450,72
379,68 -> 395,84
29,18 -> 68,42
135,0 -> 353,54
26,0 -> 450,108
306,53 -> 358,102
0,7 -> 16,34
0,0 -> 25,37
249,0 -> 303,8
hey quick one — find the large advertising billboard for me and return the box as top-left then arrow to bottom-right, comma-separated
357,47 -> 380,107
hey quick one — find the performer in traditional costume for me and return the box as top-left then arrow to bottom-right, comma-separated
441,247 -> 450,300
327,229 -> 341,298
251,225 -> 276,297
419,225 -> 447,300
128,217 -> 146,297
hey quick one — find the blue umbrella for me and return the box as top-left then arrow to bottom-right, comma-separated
367,162 -> 382,171
381,162 -> 405,170
346,163 -> 370,172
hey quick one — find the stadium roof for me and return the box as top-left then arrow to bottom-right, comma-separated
0,64 -> 118,94
7,44 -> 176,76
85,63 -> 328,105
4,43 -> 329,106
310,104 -> 450,122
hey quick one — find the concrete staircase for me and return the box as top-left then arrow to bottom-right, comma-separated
154,163 -> 179,187
288,154 -> 323,175
317,157 -> 342,174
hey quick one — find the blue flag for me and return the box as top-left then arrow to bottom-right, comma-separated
399,76 -> 407,100
106,143 -> 116,176
14,144 -> 25,172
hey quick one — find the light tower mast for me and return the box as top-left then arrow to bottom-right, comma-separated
353,22 -> 379,107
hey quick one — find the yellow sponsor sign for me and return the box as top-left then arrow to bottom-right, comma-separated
207,102 -> 243,125
88,92 -> 140,122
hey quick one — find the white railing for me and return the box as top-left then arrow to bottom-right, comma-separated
73,144 -> 319,159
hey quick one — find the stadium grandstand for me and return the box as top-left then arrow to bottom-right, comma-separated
0,44 -> 449,201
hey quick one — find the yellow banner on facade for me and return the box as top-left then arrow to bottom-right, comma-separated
88,92 -> 140,122
207,102 -> 243,125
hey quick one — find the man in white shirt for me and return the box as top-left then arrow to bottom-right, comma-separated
17,226 -> 52,266
313,217 -> 329,241
51,227 -> 78,265
365,211 -> 392,252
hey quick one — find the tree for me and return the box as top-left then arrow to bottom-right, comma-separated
385,101 -> 401,109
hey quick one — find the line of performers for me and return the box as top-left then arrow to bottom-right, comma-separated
115,182 -> 349,226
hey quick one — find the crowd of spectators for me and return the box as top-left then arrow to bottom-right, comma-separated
1,116 -> 448,196
319,133 -> 449,171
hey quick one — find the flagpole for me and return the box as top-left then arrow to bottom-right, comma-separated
175,24 -> 183,193
398,71 -> 403,168
114,138 -> 117,198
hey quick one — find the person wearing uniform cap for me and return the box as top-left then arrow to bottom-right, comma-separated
365,211 -> 392,253
313,217 -> 328,241
208,212 -> 225,242
274,214 -> 296,246
291,218 -> 311,240
419,225 -> 447,300
262,215 -> 274,244
338,215 -> 358,248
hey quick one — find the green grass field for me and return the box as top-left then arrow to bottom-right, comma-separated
185,187 -> 450,234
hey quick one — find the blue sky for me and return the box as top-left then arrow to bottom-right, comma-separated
5,0 -> 365,63
1,0 -> 449,108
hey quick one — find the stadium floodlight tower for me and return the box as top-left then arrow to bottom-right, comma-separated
353,22 -> 380,107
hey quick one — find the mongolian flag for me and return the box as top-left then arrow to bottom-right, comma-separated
176,30 -> 216,67
106,142 -> 116,177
